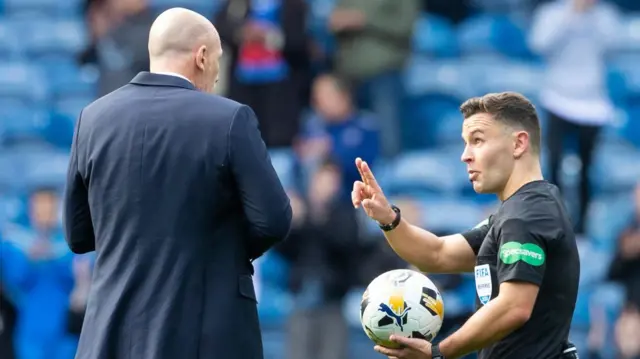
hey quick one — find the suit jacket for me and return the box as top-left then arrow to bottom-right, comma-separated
63,72 -> 292,359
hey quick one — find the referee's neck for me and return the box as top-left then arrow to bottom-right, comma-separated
499,162 -> 543,201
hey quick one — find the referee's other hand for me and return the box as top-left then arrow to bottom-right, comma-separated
353,157 -> 396,225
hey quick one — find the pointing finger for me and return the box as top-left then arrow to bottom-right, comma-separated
360,160 -> 381,191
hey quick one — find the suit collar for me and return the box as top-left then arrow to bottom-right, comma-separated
130,72 -> 196,90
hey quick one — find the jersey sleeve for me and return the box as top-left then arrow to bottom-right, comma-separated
461,217 -> 491,255
496,217 -> 547,286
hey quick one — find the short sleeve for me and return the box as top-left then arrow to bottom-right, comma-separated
461,217 -> 491,255
496,218 -> 547,286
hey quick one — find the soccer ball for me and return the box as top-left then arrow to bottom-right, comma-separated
360,269 -> 444,348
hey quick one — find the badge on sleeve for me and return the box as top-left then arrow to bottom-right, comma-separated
474,264 -> 492,305
499,242 -> 545,266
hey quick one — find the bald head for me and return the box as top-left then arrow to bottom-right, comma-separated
148,8 -> 222,93
148,7 -> 219,59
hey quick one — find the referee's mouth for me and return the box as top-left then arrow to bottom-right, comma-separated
468,171 -> 480,182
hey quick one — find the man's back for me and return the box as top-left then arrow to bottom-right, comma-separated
67,73 -> 292,359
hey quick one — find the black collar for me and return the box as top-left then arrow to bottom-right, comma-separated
129,72 -> 196,91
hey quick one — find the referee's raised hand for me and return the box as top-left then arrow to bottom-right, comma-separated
353,157 -> 396,225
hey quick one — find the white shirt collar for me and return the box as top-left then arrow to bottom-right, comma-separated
154,72 -> 192,84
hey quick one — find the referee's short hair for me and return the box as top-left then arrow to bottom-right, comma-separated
460,92 -> 541,154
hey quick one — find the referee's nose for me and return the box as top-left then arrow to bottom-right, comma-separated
461,145 -> 473,164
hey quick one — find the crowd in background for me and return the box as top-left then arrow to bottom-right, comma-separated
1,0 -> 640,358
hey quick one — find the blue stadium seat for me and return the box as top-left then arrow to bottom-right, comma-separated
0,194 -> 25,225
591,282 -> 626,330
412,14 -> 458,58
457,14 -> 532,59
586,194 -> 634,253
0,154 -> 22,192
9,18 -> 88,58
473,59 -> 545,100
591,142 -> 640,195
308,0 -> 337,59
53,96 -> 92,125
268,149 -> 296,190
0,62 -> 49,103
577,240 -> 614,287
404,57 -> 472,99
43,61 -> 98,100
607,53 -> 640,104
349,329 -> 386,358
21,149 -> 70,190
0,145 -> 69,189
148,0 -> 222,16
257,285 -> 292,328
603,106 -> 640,148
611,14 -> 640,52
402,95 -> 463,149
261,325 -> 287,359
0,19 -> 20,59
0,101 -> 51,146
419,197 -> 487,233
256,251 -> 290,290
3,0 -> 83,16
378,150 -> 467,196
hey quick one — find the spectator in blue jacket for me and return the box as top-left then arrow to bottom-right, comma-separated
296,73 -> 380,199
0,188 -> 77,359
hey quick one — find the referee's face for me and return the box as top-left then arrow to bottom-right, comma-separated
461,113 -> 515,194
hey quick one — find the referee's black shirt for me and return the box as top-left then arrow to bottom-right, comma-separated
462,180 -> 580,359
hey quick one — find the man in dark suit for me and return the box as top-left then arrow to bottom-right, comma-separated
63,7 -> 292,359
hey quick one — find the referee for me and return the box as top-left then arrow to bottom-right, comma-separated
352,92 -> 580,359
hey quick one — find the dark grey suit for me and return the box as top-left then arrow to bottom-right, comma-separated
63,72 -> 292,359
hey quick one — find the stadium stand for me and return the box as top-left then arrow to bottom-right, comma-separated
1,1 -> 639,358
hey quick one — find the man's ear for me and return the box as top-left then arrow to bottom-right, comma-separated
513,130 -> 530,159
195,45 -> 207,71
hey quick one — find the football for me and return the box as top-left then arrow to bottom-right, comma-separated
360,269 -> 444,348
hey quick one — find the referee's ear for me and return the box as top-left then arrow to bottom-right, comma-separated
512,130 -> 530,159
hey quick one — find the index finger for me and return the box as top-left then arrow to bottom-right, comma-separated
358,158 -> 381,191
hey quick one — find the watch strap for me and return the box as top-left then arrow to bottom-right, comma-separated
432,344 -> 445,359
378,205 -> 401,232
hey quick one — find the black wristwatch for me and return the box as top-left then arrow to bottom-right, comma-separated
432,344 -> 445,359
378,205 -> 401,232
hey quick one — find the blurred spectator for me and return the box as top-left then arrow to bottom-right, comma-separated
608,184 -> 640,309
0,188 -> 76,359
275,158 -> 360,359
329,0 -> 419,158
296,73 -> 380,198
215,0 -> 311,148
80,0 -> 154,95
529,0 -> 620,235
0,287 -> 17,359
614,304 -> 640,359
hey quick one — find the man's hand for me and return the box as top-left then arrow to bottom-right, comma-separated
374,335 -> 432,359
352,157 -> 395,225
